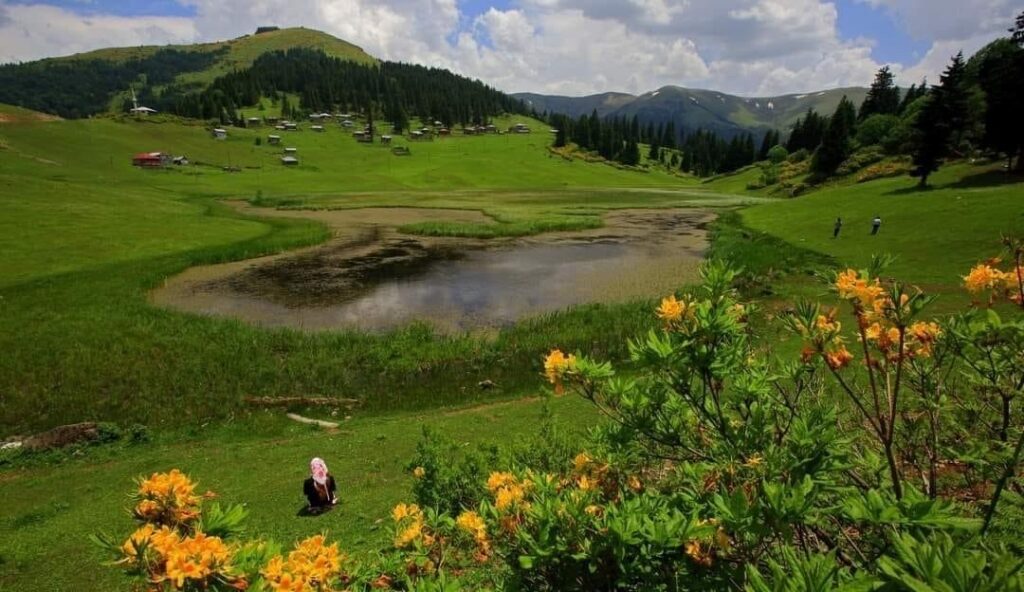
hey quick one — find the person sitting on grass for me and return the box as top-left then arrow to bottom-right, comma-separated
304,457 -> 338,513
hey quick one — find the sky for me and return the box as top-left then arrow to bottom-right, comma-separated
0,0 -> 1019,96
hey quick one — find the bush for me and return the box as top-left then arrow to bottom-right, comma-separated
787,148 -> 809,163
766,144 -> 788,164
856,113 -> 900,147
406,427 -> 496,515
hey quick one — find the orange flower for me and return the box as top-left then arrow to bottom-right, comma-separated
824,345 -> 854,369
685,540 -> 713,567
835,269 -> 885,307
656,295 -> 687,323
815,312 -> 840,334
964,264 -> 1007,294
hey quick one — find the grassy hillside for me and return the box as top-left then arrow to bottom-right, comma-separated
0,103 -> 62,124
514,91 -> 637,118
740,163 -> 1024,298
64,27 -> 375,86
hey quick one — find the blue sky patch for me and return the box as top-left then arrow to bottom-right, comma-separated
835,0 -> 930,64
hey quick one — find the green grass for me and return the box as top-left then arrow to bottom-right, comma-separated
741,163 -> 1024,299
0,395 -> 598,592
0,112 -> 739,434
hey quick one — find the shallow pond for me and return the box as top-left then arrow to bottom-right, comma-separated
152,206 -> 713,333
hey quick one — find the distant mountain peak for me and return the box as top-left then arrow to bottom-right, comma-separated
513,85 -> 868,138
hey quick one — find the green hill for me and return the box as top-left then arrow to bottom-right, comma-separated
58,27 -> 375,84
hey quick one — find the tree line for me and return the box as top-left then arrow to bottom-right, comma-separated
550,109 -> 775,174
0,49 -> 224,119
159,49 -> 529,130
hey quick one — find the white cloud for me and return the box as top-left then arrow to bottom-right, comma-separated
0,0 -> 1017,96
857,0 -> 1017,41
0,3 -> 197,63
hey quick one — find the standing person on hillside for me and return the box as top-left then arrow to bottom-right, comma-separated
871,215 -> 882,235
304,457 -> 338,514
833,217 -> 843,239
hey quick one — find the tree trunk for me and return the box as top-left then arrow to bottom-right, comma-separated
884,440 -> 904,499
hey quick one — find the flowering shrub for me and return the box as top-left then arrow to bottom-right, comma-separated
95,469 -> 249,591
133,469 -> 204,527
98,241 -> 1024,591
261,535 -> 348,591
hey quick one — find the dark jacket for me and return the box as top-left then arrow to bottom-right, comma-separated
304,475 -> 337,508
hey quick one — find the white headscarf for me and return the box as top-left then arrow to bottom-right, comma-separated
310,457 -> 329,485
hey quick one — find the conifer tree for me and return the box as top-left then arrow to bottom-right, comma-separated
811,96 -> 856,176
859,65 -> 901,119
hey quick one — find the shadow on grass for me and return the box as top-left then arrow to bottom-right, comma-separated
947,169 -> 1024,189
885,183 -> 936,196
296,504 -> 336,517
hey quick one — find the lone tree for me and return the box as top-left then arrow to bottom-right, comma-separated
859,65 -> 901,120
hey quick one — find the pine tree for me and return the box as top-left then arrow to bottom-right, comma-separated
977,38 -> 1024,170
934,52 -> 972,152
811,96 -> 856,176
859,65 -> 901,119
910,92 -> 948,187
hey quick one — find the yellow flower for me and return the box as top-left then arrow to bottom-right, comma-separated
456,510 -> 489,546
572,452 -> 592,473
391,502 -> 421,522
743,454 -> 764,468
585,504 -> 603,516
543,349 -> 577,386
964,264 -> 1007,294
815,313 -> 840,334
656,295 -> 687,323
495,484 -> 526,510
576,475 -> 596,491
627,475 -> 643,493
394,521 -> 423,548
412,466 -> 426,479
487,472 -> 517,493
715,528 -> 732,553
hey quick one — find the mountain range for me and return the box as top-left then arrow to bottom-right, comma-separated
514,86 -> 868,139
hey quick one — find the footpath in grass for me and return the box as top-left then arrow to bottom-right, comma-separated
0,394 -> 597,592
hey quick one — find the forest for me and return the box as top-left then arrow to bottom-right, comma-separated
161,49 -> 530,129
0,49 -> 224,119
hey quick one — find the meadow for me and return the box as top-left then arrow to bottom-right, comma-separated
1,106 -> 1022,591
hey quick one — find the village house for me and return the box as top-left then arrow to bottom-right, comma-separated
130,106 -> 158,116
280,156 -> 298,166
311,125 -> 325,133
283,147 -> 297,155
380,135 -> 392,145
268,134 -> 281,145
246,117 -> 261,127
131,152 -> 170,167
212,128 -> 228,140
